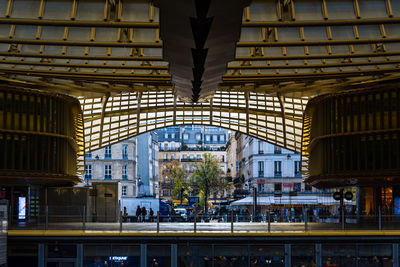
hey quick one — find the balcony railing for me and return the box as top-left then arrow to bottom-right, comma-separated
181,158 -> 202,162
159,159 -> 173,162
274,172 -> 282,177
258,172 -> 264,177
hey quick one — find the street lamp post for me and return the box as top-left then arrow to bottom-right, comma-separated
137,177 -> 142,197
180,187 -> 184,204
253,186 -> 257,222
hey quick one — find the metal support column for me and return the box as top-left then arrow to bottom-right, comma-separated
76,244 -> 83,267
340,189 -> 345,230
315,243 -> 321,267
378,206 -> 382,230
194,205 -> 197,233
82,206 -> 86,231
45,206 -> 48,230
119,211 -> 122,232
393,243 -> 399,267
38,243 -> 45,267
157,211 -> 160,233
140,244 -> 147,267
171,244 -> 178,267
231,210 -> 234,233
284,244 -> 291,267
304,208 -> 308,231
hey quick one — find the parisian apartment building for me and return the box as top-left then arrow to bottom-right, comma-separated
156,126 -> 229,200
83,132 -> 159,198
84,139 -> 137,198
233,132 -> 311,194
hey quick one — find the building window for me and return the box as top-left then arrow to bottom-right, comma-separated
164,133 -> 168,139
122,165 -> 128,180
171,133 -> 175,139
196,154 -> 201,160
122,186 -> 127,196
85,164 -> 92,180
274,146 -> 282,154
86,152 -> 92,159
189,155 -> 194,160
258,141 -> 263,154
274,161 -> 282,177
122,145 -> 128,159
164,154 -> 168,160
196,133 -> 201,141
104,165 -> 112,180
258,184 -> 263,192
182,154 -> 187,159
171,154 -> 175,160
274,183 -> 282,192
305,184 -> 313,192
205,135 -> 211,141
212,135 -> 218,142
294,183 -> 301,192
258,161 -> 264,177
104,146 -> 112,159
221,155 -> 225,162
220,135 -> 225,142
295,161 -> 301,176
183,133 -> 189,140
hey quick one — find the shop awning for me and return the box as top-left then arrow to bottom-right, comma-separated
230,195 -> 355,206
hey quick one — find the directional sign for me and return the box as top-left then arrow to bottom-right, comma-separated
333,192 -> 342,201
344,191 -> 353,201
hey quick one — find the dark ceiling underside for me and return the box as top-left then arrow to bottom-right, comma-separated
154,0 -> 250,102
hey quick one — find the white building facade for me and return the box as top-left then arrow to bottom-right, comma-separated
83,139 -> 137,198
235,133 -> 310,194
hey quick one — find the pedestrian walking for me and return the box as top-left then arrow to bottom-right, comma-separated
150,208 -> 154,222
136,205 -> 141,222
141,206 -> 147,222
123,206 -> 128,222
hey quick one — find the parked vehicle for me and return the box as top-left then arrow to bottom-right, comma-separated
174,208 -> 188,221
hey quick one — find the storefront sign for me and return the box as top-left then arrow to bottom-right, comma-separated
109,256 -> 128,262
18,197 -> 26,220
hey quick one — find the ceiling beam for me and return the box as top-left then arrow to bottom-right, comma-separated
0,38 -> 162,48
0,52 -> 164,61
0,18 -> 159,28
237,37 -> 400,47
242,17 -> 400,27
0,60 -> 168,70
235,51 -> 400,61
228,60 -> 400,70
222,67 -> 400,83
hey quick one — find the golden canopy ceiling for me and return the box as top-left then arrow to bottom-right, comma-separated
0,0 -> 399,160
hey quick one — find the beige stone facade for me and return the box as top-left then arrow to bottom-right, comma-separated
83,139 -> 137,198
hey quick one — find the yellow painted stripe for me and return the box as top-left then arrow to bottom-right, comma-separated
7,230 -> 400,237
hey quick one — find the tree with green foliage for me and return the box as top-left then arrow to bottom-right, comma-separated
171,166 -> 189,202
191,153 -> 223,212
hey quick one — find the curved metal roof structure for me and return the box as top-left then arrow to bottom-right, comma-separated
0,0 -> 399,159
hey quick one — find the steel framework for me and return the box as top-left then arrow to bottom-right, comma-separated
0,0 -> 398,165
